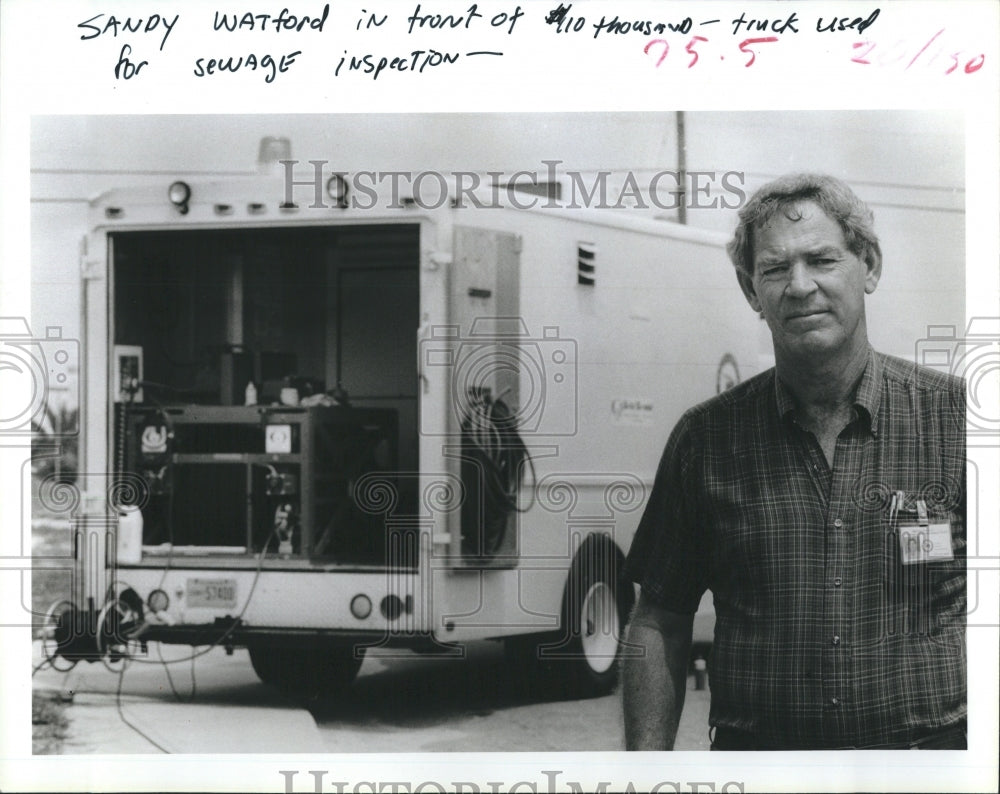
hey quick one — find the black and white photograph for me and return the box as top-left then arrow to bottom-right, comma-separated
2,2 -> 998,793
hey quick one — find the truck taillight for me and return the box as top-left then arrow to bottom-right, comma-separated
148,589 -> 170,613
350,594 -> 372,620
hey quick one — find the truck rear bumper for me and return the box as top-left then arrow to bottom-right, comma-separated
137,620 -> 444,651
107,566 -> 429,636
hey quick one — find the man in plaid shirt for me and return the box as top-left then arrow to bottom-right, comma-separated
622,173 -> 966,750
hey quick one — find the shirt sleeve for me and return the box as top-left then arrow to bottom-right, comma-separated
622,411 -> 709,614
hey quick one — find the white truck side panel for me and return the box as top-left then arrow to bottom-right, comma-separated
427,207 -> 757,641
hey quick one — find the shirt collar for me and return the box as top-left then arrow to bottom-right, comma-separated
773,347 -> 883,436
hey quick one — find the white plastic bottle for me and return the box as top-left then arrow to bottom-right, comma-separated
245,380 -> 258,406
117,505 -> 144,564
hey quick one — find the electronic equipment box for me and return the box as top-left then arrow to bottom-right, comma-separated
118,404 -> 399,564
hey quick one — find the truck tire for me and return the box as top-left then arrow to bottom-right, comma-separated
249,644 -> 364,703
506,542 -> 634,700
557,543 -> 634,697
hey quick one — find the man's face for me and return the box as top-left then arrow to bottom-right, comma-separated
738,200 -> 881,362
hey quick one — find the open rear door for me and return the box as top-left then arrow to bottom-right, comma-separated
444,226 -> 524,564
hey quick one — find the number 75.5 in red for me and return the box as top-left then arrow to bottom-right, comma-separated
645,36 -> 780,68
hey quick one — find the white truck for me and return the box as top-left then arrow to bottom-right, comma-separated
45,163 -> 757,700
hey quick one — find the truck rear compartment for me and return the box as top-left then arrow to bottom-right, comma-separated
111,224 -> 421,568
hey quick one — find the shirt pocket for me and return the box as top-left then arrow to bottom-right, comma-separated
879,509 -> 964,646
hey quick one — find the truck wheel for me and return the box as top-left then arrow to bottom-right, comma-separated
555,548 -> 634,697
249,644 -> 364,703
507,544 -> 634,700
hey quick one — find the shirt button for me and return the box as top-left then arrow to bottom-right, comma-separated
832,635 -> 841,646
833,518 -> 844,528
830,697 -> 841,706
834,577 -> 843,587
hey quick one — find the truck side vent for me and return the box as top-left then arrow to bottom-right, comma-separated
577,242 -> 595,286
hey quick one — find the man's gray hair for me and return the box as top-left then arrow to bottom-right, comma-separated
727,173 -> 882,277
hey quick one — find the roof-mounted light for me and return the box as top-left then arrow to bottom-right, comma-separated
258,136 -> 291,175
326,174 -> 349,209
168,181 -> 191,214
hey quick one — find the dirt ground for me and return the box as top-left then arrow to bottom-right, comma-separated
31,691 -> 69,754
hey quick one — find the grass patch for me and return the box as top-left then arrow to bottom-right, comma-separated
31,524 -> 74,635
31,472 -> 75,634
32,691 -> 69,755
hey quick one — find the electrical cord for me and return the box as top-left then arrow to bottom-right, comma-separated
104,528 -> 275,673
50,384 -> 277,748
109,390 -> 279,683
31,610 -> 171,752
143,385 -> 177,594
36,599 -> 80,674
115,380 -> 177,593
100,528 -> 277,751
130,390 -> 281,590
461,390 -> 536,556
31,658 -> 54,677
31,605 -> 170,751
157,642 -> 197,703
463,390 -> 537,512
115,658 -> 170,753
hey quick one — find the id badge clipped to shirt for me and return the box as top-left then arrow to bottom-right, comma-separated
891,493 -> 955,566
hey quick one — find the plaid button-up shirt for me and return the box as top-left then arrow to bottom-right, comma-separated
624,348 -> 966,749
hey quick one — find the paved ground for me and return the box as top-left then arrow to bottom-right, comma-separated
313,641 -> 712,752
32,640 -> 712,754
31,642 -> 326,754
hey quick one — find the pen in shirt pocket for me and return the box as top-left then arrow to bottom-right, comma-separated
888,489 -> 905,531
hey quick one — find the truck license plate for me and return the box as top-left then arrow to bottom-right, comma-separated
186,578 -> 238,608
